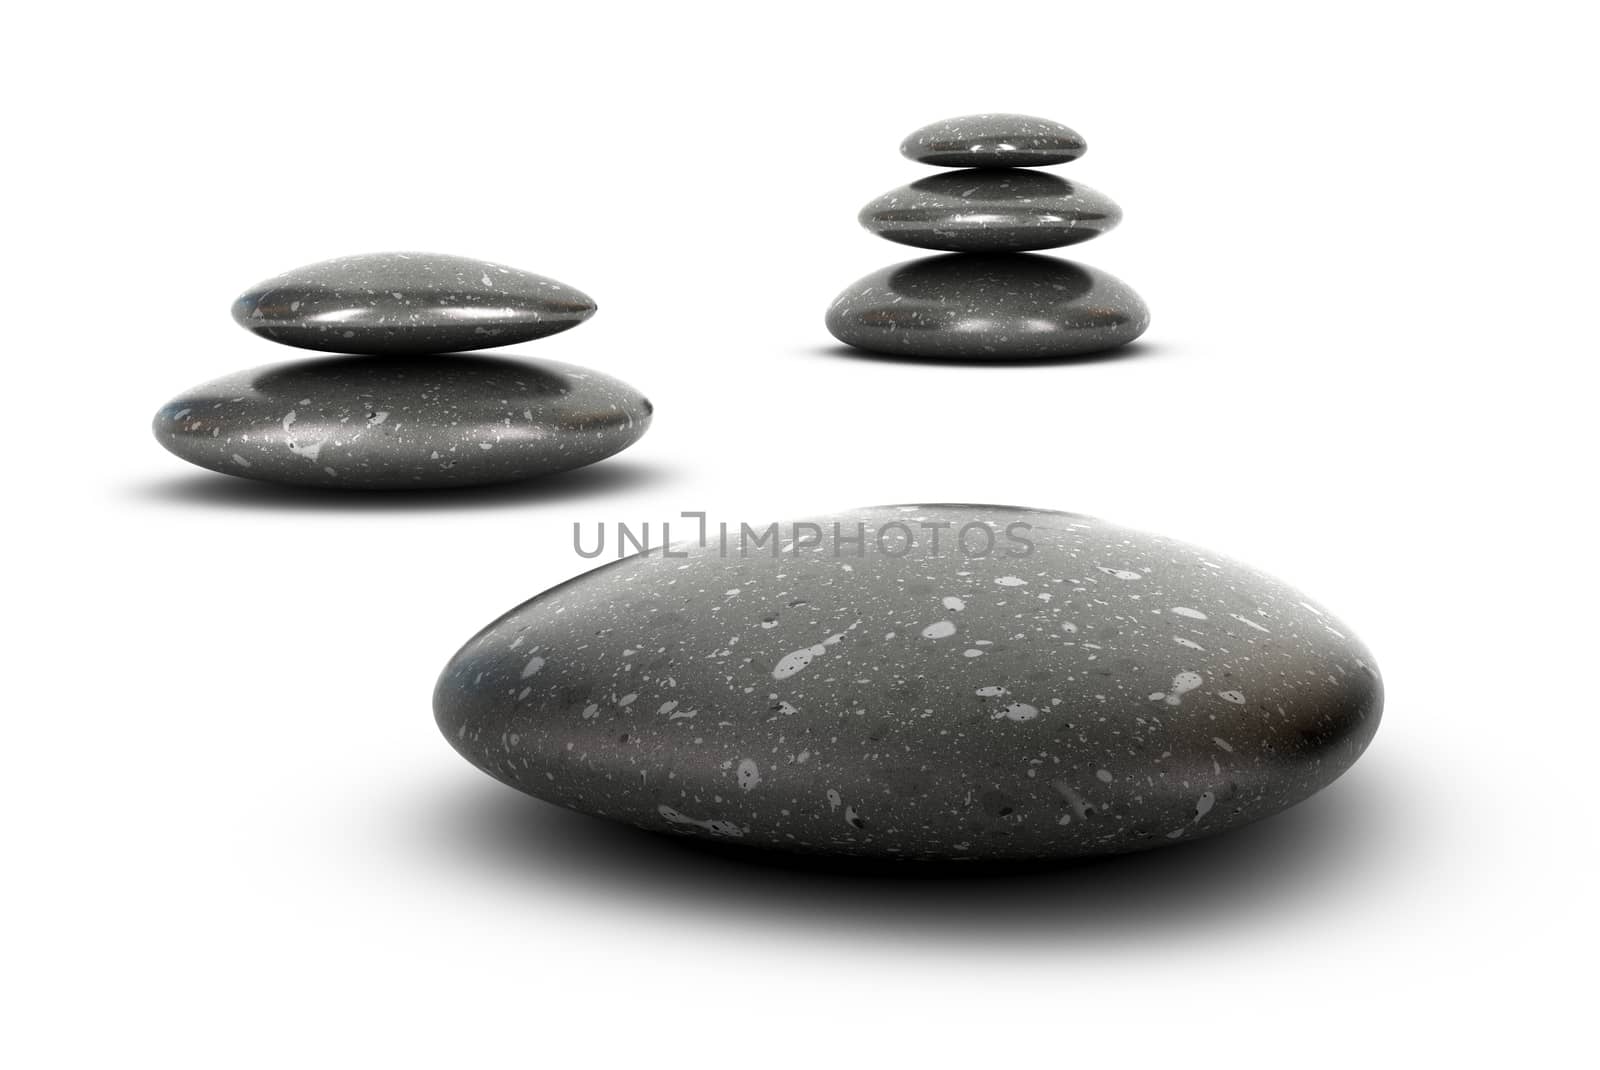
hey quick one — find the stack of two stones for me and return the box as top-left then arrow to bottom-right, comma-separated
153,253 -> 652,489
828,114 -> 1149,358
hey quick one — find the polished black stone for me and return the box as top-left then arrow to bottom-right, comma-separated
826,254 -> 1149,359
859,170 -> 1121,253
434,505 -> 1382,862
152,354 -> 650,489
901,114 -> 1086,168
231,252 -> 596,355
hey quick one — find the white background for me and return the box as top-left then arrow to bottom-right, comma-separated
7,2 -> 1596,1065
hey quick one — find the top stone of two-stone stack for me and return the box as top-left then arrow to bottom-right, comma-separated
900,113 -> 1087,168
231,252 -> 597,356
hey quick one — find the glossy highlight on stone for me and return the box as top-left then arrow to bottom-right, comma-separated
232,252 -> 596,355
434,505 -> 1382,862
826,254 -> 1149,359
860,170 -> 1121,253
152,354 -> 650,489
901,114 -> 1087,168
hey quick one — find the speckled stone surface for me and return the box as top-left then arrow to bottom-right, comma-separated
232,252 -> 596,355
153,355 -> 650,489
435,505 -> 1382,862
826,254 -> 1149,359
901,114 -> 1087,168
860,170 -> 1121,253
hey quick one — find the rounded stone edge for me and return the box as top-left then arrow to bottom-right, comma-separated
904,147 -> 1086,169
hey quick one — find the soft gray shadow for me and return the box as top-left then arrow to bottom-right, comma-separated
413,754 -> 1405,946
128,458 -> 673,513
806,340 -> 1171,368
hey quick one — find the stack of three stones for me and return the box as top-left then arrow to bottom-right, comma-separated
827,114 -> 1150,359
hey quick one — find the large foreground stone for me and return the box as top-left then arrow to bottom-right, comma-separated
435,505 -> 1381,861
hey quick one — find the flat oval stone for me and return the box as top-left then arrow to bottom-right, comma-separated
434,505 -> 1382,861
231,252 -> 596,355
902,114 -> 1086,168
152,355 -> 650,489
826,254 -> 1149,359
859,170 -> 1121,253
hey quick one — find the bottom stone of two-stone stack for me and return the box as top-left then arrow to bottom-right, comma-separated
826,254 -> 1150,359
152,354 -> 652,490
433,505 -> 1381,862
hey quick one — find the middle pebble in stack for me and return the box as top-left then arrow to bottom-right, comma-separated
827,113 -> 1150,359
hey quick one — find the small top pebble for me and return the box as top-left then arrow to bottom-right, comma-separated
231,252 -> 596,356
900,113 -> 1087,168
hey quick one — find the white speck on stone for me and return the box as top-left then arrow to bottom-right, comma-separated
773,645 -> 824,680
1151,671 -> 1203,706
736,758 -> 761,791
921,620 -> 957,639
994,702 -> 1039,722
772,623 -> 858,679
288,434 -> 330,462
